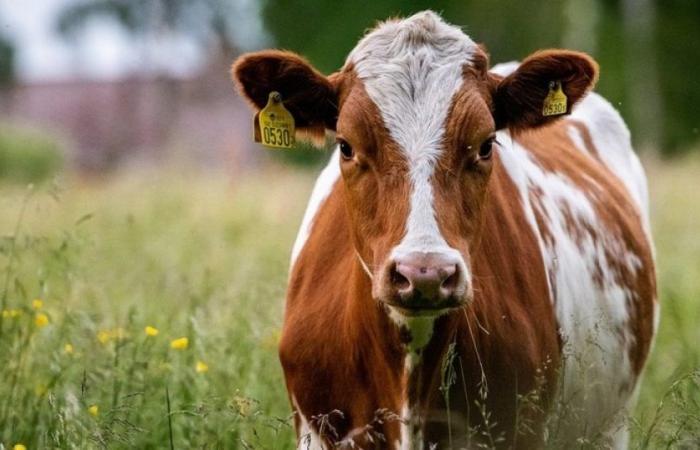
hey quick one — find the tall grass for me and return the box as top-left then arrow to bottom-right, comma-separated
0,155 -> 698,448
0,168 -> 309,448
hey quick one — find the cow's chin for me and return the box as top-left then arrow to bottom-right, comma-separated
374,291 -> 472,319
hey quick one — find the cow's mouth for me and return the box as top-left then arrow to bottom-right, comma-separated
382,295 -> 469,317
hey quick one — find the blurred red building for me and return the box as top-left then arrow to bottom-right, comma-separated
0,59 -> 260,173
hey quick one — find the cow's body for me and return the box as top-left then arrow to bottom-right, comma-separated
284,90 -> 656,449
234,11 -> 657,450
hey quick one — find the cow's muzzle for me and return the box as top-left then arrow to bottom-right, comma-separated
375,251 -> 471,315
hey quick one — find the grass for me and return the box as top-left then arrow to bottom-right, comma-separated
0,155 -> 698,449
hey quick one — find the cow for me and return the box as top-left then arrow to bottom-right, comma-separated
232,10 -> 657,450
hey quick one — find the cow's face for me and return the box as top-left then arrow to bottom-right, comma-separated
234,11 -> 597,317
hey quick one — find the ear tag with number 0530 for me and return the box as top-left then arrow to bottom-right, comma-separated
542,81 -> 568,117
255,91 -> 295,149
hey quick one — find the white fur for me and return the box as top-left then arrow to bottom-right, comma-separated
346,15 -> 478,448
290,148 -> 341,268
348,10 -> 474,285
497,91 -> 654,446
489,60 -> 520,77
398,403 -> 423,450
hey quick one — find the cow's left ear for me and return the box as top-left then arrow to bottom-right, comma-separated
491,50 -> 599,132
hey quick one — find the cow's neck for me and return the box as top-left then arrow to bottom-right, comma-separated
397,314 -> 438,447
348,260 -> 457,448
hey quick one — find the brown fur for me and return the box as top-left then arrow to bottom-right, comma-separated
492,50 -> 599,132
232,50 -> 340,143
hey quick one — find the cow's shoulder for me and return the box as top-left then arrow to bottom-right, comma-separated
568,91 -> 649,216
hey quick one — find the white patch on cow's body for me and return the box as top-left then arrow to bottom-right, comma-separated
570,93 -> 648,212
290,148 -> 341,268
386,307 -> 433,450
497,92 -> 653,445
567,124 -> 589,156
398,403 -> 424,450
489,60 -> 519,77
394,313 -> 437,450
348,10 -> 474,282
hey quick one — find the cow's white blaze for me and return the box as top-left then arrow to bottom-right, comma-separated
348,10 -> 475,277
346,12 -> 478,448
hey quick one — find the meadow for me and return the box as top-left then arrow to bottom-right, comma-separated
0,155 -> 698,449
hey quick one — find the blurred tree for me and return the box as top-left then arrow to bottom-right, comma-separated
654,0 -> 700,155
260,0 -> 565,73
56,0 -> 269,56
0,9 -> 14,85
260,0 -> 699,156
623,0 -> 662,155
0,38 -> 13,85
52,0 -> 700,156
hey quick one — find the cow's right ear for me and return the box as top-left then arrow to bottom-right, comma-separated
232,50 -> 339,145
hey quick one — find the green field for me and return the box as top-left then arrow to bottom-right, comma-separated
0,157 -> 698,449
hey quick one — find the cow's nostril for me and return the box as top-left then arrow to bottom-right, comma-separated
391,264 -> 411,290
419,267 -> 427,274
441,266 -> 459,291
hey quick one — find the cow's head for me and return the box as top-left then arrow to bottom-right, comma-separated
233,11 -> 597,318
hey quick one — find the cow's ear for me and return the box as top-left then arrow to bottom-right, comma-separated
491,50 -> 599,132
232,50 -> 339,145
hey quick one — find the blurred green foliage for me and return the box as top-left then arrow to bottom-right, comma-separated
0,37 -> 13,85
0,127 -> 63,183
261,0 -> 700,155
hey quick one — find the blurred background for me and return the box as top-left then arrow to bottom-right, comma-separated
1,2 -> 699,448
0,0 -> 699,180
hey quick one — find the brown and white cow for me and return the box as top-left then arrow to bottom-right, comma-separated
233,11 -> 657,450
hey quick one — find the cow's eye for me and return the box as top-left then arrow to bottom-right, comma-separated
338,139 -> 354,160
478,137 -> 495,160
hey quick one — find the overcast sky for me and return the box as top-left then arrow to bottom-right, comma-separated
0,0 -> 269,83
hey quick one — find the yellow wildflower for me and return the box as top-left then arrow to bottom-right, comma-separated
13,444 -> 27,450
97,330 -> 110,344
195,361 -> 209,373
64,343 -> 74,354
32,299 -> 43,310
145,325 -> 159,337
2,309 -> 21,319
34,313 -> 49,328
88,405 -> 99,416
170,337 -> 189,350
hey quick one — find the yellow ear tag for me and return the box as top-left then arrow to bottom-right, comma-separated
542,81 -> 568,117
257,91 -> 295,149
